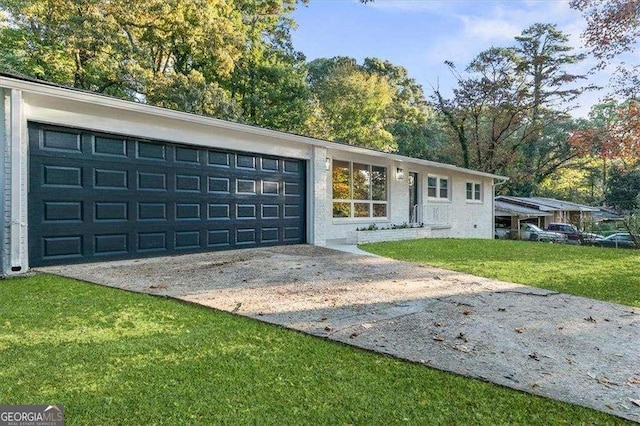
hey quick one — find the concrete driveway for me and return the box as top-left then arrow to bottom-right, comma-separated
39,245 -> 640,422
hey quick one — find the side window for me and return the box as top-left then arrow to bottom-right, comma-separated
428,175 -> 450,200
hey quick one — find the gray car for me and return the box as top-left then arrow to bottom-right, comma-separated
592,233 -> 638,249
520,224 -> 567,243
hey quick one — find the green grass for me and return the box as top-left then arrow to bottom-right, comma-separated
362,239 -> 640,308
0,274 -> 627,425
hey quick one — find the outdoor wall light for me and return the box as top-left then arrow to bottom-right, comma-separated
396,167 -> 405,180
325,157 -> 331,171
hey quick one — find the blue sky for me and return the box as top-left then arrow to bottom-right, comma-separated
291,0 -> 626,118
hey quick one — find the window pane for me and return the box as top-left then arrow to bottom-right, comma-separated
354,203 -> 371,217
332,160 -> 350,199
428,177 -> 437,198
373,203 -> 387,218
333,202 -> 351,218
466,182 -> 473,200
474,183 -> 481,200
371,166 -> 387,201
353,163 -> 370,200
440,178 -> 449,199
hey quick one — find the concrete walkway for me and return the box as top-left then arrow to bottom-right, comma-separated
38,245 -> 640,422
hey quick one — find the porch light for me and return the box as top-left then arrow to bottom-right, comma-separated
325,157 -> 331,171
396,167 -> 405,180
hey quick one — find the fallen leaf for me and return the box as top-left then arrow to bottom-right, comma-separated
456,332 -> 468,342
434,322 -> 443,327
149,285 -> 167,289
515,327 -> 526,333
529,352 -> 540,361
432,335 -> 445,342
324,326 -> 333,332
597,376 -> 619,386
320,317 -> 327,322
628,377 -> 640,385
498,307 -> 507,312
566,358 -> 575,365
453,344 -> 470,353
463,309 -> 473,316
585,316 -> 597,323
349,332 -> 359,339
605,404 -> 614,411
629,399 -> 640,407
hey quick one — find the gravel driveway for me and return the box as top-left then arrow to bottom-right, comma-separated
39,244 -> 640,422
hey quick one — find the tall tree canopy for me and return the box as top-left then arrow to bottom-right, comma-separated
570,0 -> 640,65
0,0 -> 311,125
433,23 -> 589,194
306,56 -> 438,153
307,57 -> 395,151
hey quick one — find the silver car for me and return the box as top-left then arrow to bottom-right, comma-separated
519,224 -> 567,243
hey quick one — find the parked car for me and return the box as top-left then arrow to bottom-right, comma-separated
592,233 -> 638,249
520,224 -> 567,243
546,223 -> 582,244
495,226 -> 511,239
580,232 -> 605,245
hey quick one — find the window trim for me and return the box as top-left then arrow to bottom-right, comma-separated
427,174 -> 450,201
332,160 -> 388,220
466,181 -> 482,203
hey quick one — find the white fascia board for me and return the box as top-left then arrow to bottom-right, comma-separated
0,75 -> 508,182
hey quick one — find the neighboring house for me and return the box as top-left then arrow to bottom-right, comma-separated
495,196 -> 600,231
0,74 -> 506,277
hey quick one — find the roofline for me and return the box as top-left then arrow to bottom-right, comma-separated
0,73 -> 507,181
496,195 -> 601,213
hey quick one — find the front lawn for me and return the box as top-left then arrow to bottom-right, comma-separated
362,239 -> 640,308
0,274 -> 626,425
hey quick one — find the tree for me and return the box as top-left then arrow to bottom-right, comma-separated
0,0 -> 247,98
569,100 -> 640,194
224,0 -> 313,133
308,58 -> 396,151
606,168 -> 640,211
535,157 -> 604,204
570,0 -> 639,99
570,0 -> 639,66
433,24 -> 589,193
0,0 -> 314,131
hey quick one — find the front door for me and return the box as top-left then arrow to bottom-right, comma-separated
409,172 -> 419,224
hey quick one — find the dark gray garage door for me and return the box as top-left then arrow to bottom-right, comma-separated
28,123 -> 306,266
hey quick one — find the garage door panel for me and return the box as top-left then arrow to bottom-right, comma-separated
29,123 -> 306,266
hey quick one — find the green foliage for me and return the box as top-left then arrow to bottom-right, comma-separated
0,274 -> 623,424
0,0 -> 314,130
308,58 -> 396,151
535,157 -> 605,205
434,24 -> 589,192
606,168 -> 640,211
363,239 -> 640,307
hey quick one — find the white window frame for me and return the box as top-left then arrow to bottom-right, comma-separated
466,181 -> 482,202
332,160 -> 389,220
427,175 -> 450,201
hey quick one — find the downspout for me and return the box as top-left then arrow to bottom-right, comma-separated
492,177 -> 509,239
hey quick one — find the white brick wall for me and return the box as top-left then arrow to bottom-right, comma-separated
310,146 -> 328,246
325,159 -> 495,242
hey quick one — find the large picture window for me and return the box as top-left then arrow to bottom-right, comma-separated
332,160 -> 388,219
